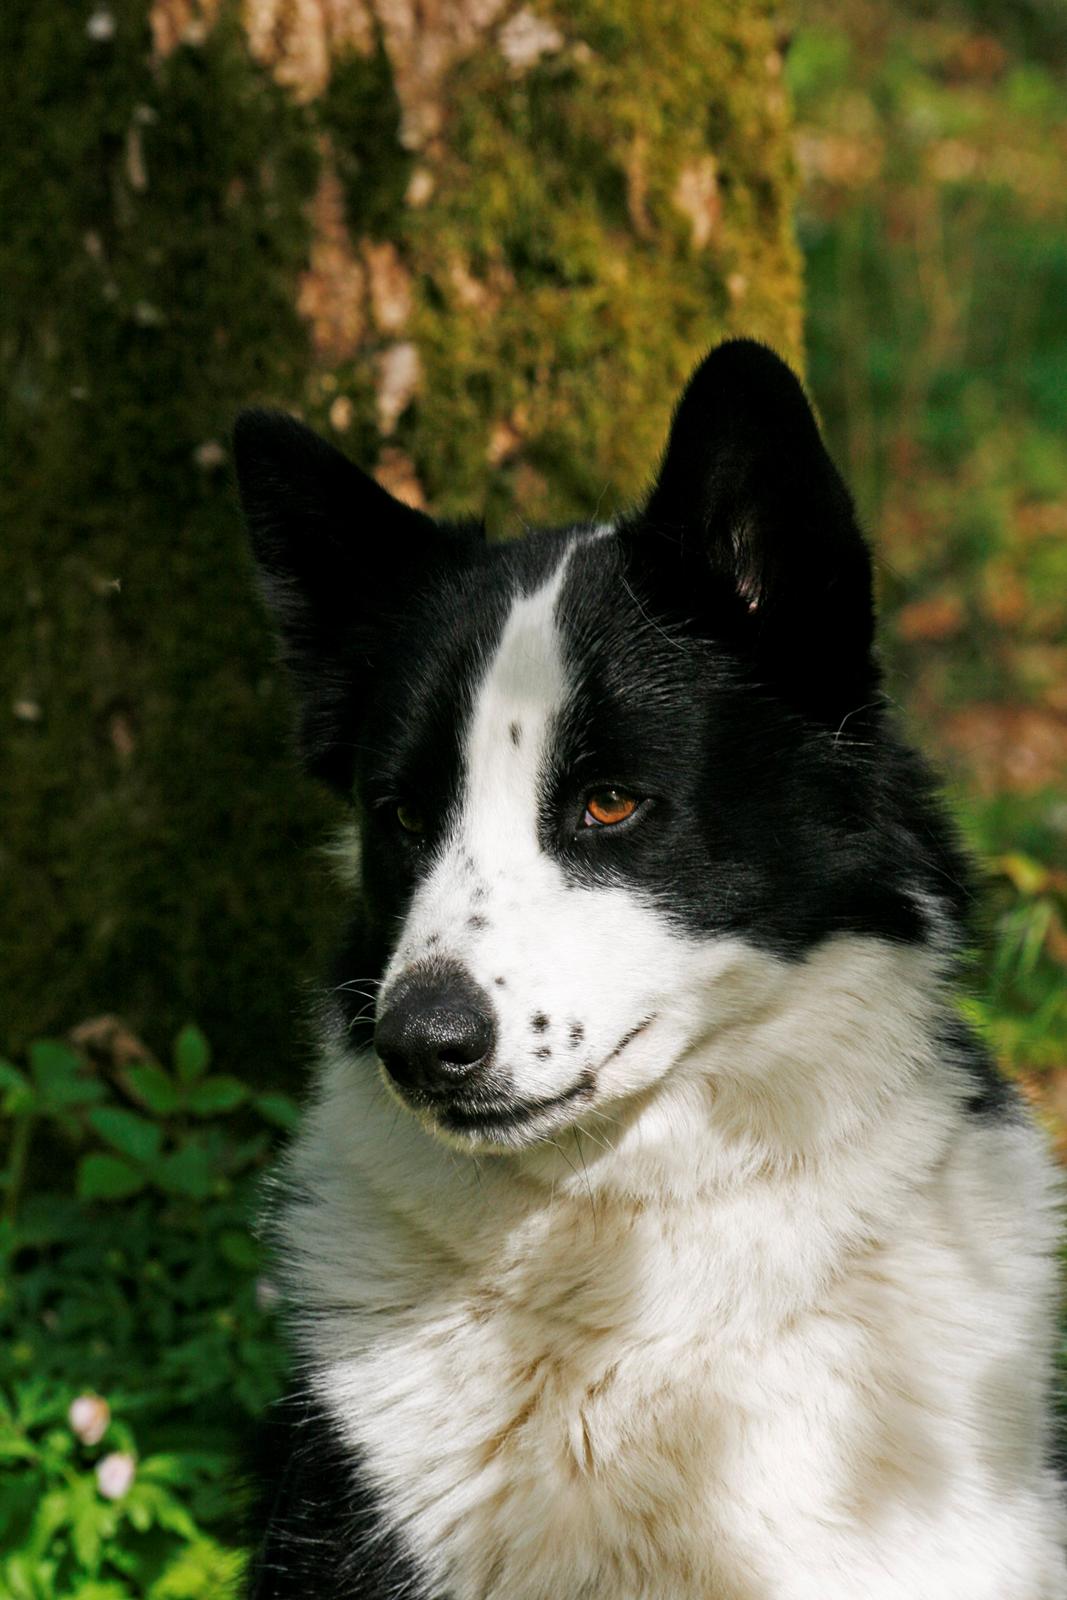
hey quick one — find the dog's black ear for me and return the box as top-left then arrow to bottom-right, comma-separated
233,409 -> 440,790
641,340 -> 877,724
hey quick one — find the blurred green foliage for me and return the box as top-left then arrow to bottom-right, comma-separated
791,0 -> 1067,1108
1,1030 -> 296,1595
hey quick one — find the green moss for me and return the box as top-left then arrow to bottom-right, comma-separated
318,40 -> 412,236
2,0 -> 804,1078
402,0 -> 804,528
1,1 -> 338,1074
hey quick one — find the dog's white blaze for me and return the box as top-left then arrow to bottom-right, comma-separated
381,559 -> 729,1122
455,559 -> 566,877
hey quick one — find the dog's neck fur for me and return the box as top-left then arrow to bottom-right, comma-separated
278,936 -> 1063,1600
285,936 -> 961,1346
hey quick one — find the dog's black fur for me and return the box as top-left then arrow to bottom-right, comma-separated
235,341 -> 1031,1599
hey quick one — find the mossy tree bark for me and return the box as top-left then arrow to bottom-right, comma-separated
1,0 -> 803,1078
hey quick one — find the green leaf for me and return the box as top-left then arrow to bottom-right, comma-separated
67,1582 -> 133,1600
121,1485 -> 153,1533
148,1491 -> 198,1541
77,1154 -> 147,1201
11,1194 -> 85,1247
148,1539 -> 245,1600
993,851 -> 1050,898
88,1108 -> 163,1165
29,1039 -> 80,1079
0,1432 -> 38,1463
29,1041 -> 106,1111
253,1092 -> 301,1130
173,1026 -> 211,1084
125,1063 -> 181,1115
0,1059 -> 33,1115
223,1131 -> 270,1173
154,1144 -> 213,1199
138,1450 -> 230,1484
26,1489 -> 69,1559
185,1077 -> 247,1116
218,1230 -> 259,1271
4,1551 -> 58,1600
70,1475 -> 103,1572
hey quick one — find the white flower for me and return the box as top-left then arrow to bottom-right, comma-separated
86,8 -> 115,41
95,1451 -> 136,1500
68,1394 -> 110,1447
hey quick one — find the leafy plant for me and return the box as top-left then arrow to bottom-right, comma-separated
791,1 -> 1067,1096
960,796 -> 1067,1075
0,1025 -> 299,1597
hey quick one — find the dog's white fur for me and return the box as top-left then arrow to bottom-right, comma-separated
280,568 -> 1066,1599
378,555 -> 738,1145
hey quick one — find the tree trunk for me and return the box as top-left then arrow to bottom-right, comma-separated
1,0 -> 803,1078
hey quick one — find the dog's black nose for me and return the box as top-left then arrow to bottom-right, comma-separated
375,963 -> 495,1101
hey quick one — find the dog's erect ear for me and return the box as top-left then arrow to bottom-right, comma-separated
640,340 -> 877,724
233,409 -> 441,790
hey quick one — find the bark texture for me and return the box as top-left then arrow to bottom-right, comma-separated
2,0 -> 803,1076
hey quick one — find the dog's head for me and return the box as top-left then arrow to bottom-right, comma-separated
236,340 -> 950,1152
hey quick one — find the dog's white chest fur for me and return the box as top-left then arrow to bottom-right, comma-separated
240,341 -> 1065,1600
283,945 -> 1066,1600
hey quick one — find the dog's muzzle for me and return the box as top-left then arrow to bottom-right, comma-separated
375,960 -> 496,1104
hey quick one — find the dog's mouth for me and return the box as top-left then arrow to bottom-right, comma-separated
437,1073 -> 595,1139
424,1014 -> 659,1146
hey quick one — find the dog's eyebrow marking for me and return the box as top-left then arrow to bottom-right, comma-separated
509,721 -> 522,748
531,1013 -> 549,1032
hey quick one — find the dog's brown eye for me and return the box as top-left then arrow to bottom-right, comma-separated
396,804 -> 425,835
583,788 -> 639,828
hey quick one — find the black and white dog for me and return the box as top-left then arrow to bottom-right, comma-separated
235,340 -> 1064,1599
